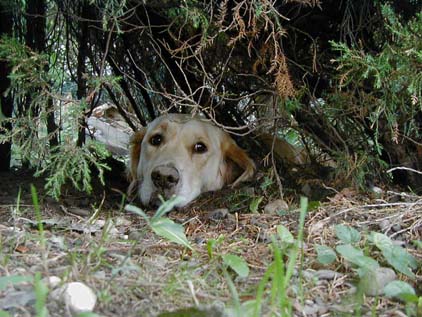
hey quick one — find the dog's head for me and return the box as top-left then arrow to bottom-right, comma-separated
128,114 -> 255,207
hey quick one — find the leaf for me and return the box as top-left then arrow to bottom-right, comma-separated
249,196 -> 263,213
382,246 -> 417,279
384,280 -> 417,302
336,244 -> 379,270
0,275 -> 33,292
335,225 -> 361,244
34,272 -> 48,317
372,232 -> 417,279
124,204 -> 150,223
150,218 -> 192,250
207,239 -> 217,259
372,232 -> 394,250
0,310 -> 11,317
315,245 -> 337,265
412,240 -> 422,249
222,254 -> 249,278
276,225 -> 294,244
153,196 -> 185,220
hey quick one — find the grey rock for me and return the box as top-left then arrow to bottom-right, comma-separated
208,208 -> 229,221
314,269 -> 344,280
379,219 -> 391,232
264,199 -> 289,214
360,267 -> 397,296
0,290 -> 35,309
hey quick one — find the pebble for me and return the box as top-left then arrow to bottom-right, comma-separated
370,186 -> 383,195
392,223 -> 402,232
42,276 -> 62,289
207,208 -> 229,221
52,282 -> 97,313
257,231 -> 271,243
314,269 -> 344,280
303,304 -> 320,315
264,199 -> 289,214
379,219 -> 391,232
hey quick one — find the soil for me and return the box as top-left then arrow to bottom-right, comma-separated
0,170 -> 421,317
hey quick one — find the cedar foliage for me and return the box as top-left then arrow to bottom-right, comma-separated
0,0 -> 421,197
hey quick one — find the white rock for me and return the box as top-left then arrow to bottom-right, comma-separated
264,199 -> 289,214
42,276 -> 62,289
62,282 -> 97,313
371,186 -> 383,194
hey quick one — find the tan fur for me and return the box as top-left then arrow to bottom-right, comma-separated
127,128 -> 146,195
221,133 -> 256,186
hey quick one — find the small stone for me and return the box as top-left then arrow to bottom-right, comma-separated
94,219 -> 106,227
208,208 -> 229,221
303,304 -> 319,315
61,282 -> 97,313
194,237 -> 206,245
392,223 -> 402,232
371,186 -> 383,195
115,217 -> 132,227
128,230 -> 144,240
379,219 -> 391,232
93,271 -> 106,279
42,276 -> 62,289
264,199 -> 289,214
314,269 -> 344,280
257,231 -> 271,243
360,267 -> 396,296
302,269 -> 315,281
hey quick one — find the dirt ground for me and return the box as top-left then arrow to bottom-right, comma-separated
0,170 -> 421,317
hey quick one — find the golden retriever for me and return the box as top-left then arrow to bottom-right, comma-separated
128,114 -> 255,207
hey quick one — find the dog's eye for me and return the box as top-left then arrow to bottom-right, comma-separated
149,134 -> 163,146
193,142 -> 207,153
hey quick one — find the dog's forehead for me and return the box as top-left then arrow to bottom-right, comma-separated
147,114 -> 219,136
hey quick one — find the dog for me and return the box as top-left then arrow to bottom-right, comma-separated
128,114 -> 255,207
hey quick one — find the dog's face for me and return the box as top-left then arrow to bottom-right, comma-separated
128,114 -> 255,207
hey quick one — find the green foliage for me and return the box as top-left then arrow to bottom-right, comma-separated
206,235 -> 225,259
370,232 -> 418,278
31,185 -> 45,250
125,196 -> 193,250
328,5 -> 422,186
318,226 -> 418,279
332,6 -> 422,139
0,275 -> 33,291
0,35 -> 117,199
335,224 -> 361,244
34,273 -> 49,317
335,244 -> 380,274
251,197 -> 308,316
35,142 -> 110,200
315,244 -> 337,265
384,280 -> 416,299
316,224 -> 420,315
248,196 -> 263,213
167,1 -> 209,30
222,254 -> 250,278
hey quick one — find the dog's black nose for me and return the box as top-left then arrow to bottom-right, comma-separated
151,165 -> 180,189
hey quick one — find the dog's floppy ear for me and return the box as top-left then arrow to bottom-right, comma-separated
221,133 -> 256,187
128,128 -> 146,194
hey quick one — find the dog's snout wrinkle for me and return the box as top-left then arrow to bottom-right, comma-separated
151,165 -> 180,189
